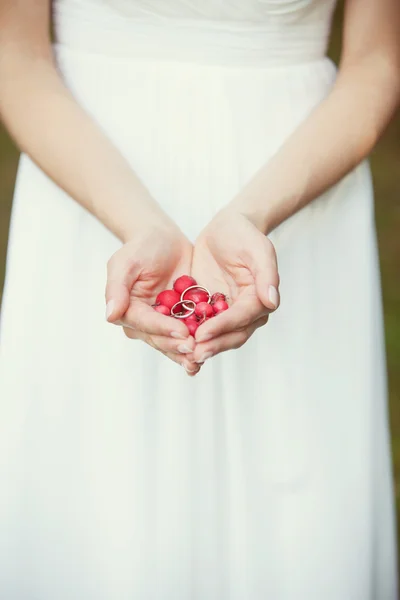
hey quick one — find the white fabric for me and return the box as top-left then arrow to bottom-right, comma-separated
54,0 -> 336,65
0,1 -> 398,599
60,0 -> 334,21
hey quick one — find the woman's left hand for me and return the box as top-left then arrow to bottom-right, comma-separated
189,208 -> 280,365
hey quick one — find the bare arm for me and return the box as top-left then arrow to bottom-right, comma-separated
0,0 -> 172,242
229,0 -> 400,234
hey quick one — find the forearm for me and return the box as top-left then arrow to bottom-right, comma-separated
0,53 -> 170,242
230,54 -> 400,235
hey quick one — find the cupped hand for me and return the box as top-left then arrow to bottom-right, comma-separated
105,222 -> 201,376
189,208 -> 280,365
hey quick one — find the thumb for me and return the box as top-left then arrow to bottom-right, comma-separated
251,244 -> 280,312
105,279 -> 131,323
105,252 -> 137,323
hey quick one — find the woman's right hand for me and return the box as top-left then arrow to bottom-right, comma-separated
105,222 -> 201,376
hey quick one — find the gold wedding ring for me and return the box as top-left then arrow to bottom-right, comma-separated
171,299 -> 196,318
180,285 -> 211,305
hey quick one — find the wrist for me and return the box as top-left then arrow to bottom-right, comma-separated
226,194 -> 272,235
118,209 -> 181,245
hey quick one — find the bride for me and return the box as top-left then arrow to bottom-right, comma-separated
0,0 -> 399,598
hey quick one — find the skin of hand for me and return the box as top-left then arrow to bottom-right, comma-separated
187,208 -> 280,366
184,0 -> 400,371
105,223 -> 202,376
0,0 -> 202,375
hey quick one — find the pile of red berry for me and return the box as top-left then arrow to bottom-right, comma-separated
152,275 -> 229,335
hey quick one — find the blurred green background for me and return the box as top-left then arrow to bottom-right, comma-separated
0,0 -> 399,556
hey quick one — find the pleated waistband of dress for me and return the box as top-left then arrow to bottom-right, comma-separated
53,5 -> 329,67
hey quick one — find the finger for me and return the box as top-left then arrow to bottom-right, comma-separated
182,362 -> 202,377
122,301 -> 190,340
195,293 -> 267,342
105,255 -> 138,323
152,334 -> 197,355
192,315 -> 269,363
162,348 -> 201,375
122,327 -> 201,375
122,327 -> 196,355
251,241 -> 280,312
164,349 -> 201,375
151,341 -> 201,375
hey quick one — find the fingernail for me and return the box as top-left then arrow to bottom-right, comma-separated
106,299 -> 115,320
196,352 -> 213,364
196,333 -> 213,343
178,344 -> 192,354
186,370 -> 198,377
184,365 -> 198,373
171,331 -> 187,340
268,285 -> 279,308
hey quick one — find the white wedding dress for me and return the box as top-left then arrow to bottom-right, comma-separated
0,1 -> 398,598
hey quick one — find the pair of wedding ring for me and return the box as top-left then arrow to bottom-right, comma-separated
170,285 -> 211,319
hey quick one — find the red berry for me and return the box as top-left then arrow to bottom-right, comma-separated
213,300 -> 229,314
155,289 -> 180,310
154,305 -> 170,316
195,302 -> 214,318
173,275 -> 197,295
186,320 -> 199,336
211,292 -> 226,305
185,314 -> 199,322
183,289 -> 209,304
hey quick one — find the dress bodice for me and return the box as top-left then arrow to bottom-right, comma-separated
55,0 -> 337,25
53,0 -> 338,66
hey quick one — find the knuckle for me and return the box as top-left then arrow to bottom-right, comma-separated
234,331 -> 248,348
122,319 -> 137,331
237,315 -> 252,331
150,336 -> 168,352
125,311 -> 141,331
146,336 -> 159,351
245,314 -> 255,328
123,326 -> 136,339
